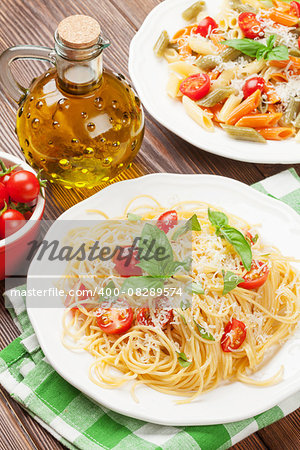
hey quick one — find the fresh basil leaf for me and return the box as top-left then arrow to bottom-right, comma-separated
266,45 -> 289,61
266,34 -> 277,50
256,47 -> 269,61
161,259 -> 191,277
186,282 -> 205,295
194,320 -> 215,341
208,208 -> 228,228
99,280 -> 116,302
219,226 -> 252,271
178,313 -> 187,325
172,214 -> 201,240
127,212 -> 142,222
138,223 -> 174,277
121,276 -> 164,293
177,352 -> 191,367
222,270 -> 245,295
223,38 -> 265,58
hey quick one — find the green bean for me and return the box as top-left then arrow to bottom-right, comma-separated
195,55 -> 221,70
154,31 -> 170,58
281,98 -> 300,126
222,125 -> 266,143
220,47 -> 242,62
295,112 -> 300,128
182,1 -> 206,21
230,0 -> 257,13
198,88 -> 235,107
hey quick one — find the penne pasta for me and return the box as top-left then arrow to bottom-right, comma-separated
257,127 -> 295,140
182,95 -> 215,132
158,0 -> 300,144
188,37 -> 218,55
222,124 -> 266,142
166,72 -> 184,98
226,90 -> 261,125
218,94 -> 243,122
236,113 -> 282,128
168,61 -> 202,77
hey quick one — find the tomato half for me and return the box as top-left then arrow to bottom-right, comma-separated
156,210 -> 178,234
242,77 -> 265,99
113,245 -> 142,277
179,73 -> 211,101
6,170 -> 40,203
195,16 -> 218,37
238,260 -> 269,290
136,296 -> 173,328
0,182 -> 9,209
291,1 -> 300,17
238,12 -> 265,39
0,209 -> 26,239
221,318 -> 246,352
96,300 -> 133,334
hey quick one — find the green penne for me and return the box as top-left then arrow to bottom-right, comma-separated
154,31 -> 170,58
281,98 -> 300,126
222,125 -> 266,143
182,1 -> 206,21
295,112 -> 300,128
195,55 -> 221,70
220,47 -> 242,62
198,88 -> 235,107
230,0 -> 257,13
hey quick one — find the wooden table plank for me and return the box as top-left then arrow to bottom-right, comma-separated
0,0 -> 299,449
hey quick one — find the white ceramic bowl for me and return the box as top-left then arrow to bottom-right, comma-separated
0,152 -> 45,279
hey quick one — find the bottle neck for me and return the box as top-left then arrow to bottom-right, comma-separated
54,31 -> 109,95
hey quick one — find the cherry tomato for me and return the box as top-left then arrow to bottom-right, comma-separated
238,12 -> 265,39
195,16 -> 218,37
0,209 -> 26,239
96,299 -> 133,335
291,1 -> 300,17
24,211 -> 33,220
238,260 -> 269,290
6,170 -> 40,203
64,283 -> 90,309
156,210 -> 178,234
1,174 -> 11,185
180,73 -> 211,101
136,296 -> 174,328
221,318 -> 247,352
113,245 -> 142,277
0,182 -> 9,209
242,77 -> 265,99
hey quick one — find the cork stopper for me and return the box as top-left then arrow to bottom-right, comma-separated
57,15 -> 101,49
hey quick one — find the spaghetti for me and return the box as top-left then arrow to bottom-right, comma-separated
61,197 -> 300,402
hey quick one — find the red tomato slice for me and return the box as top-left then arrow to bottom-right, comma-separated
96,299 -> 133,335
156,210 -> 178,234
0,182 -> 9,209
195,16 -> 218,37
221,318 -> 246,352
136,296 -> 173,328
0,209 -> 26,239
180,73 -> 211,101
238,12 -> 265,39
64,283 -> 90,310
113,245 -> 142,277
238,260 -> 269,290
291,1 -> 300,17
242,77 -> 265,99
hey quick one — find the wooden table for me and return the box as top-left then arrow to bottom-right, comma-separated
0,0 -> 299,448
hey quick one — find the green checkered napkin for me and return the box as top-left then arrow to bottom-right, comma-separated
0,169 -> 300,450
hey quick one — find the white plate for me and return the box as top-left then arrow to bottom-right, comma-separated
128,0 -> 300,164
27,173 -> 300,425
